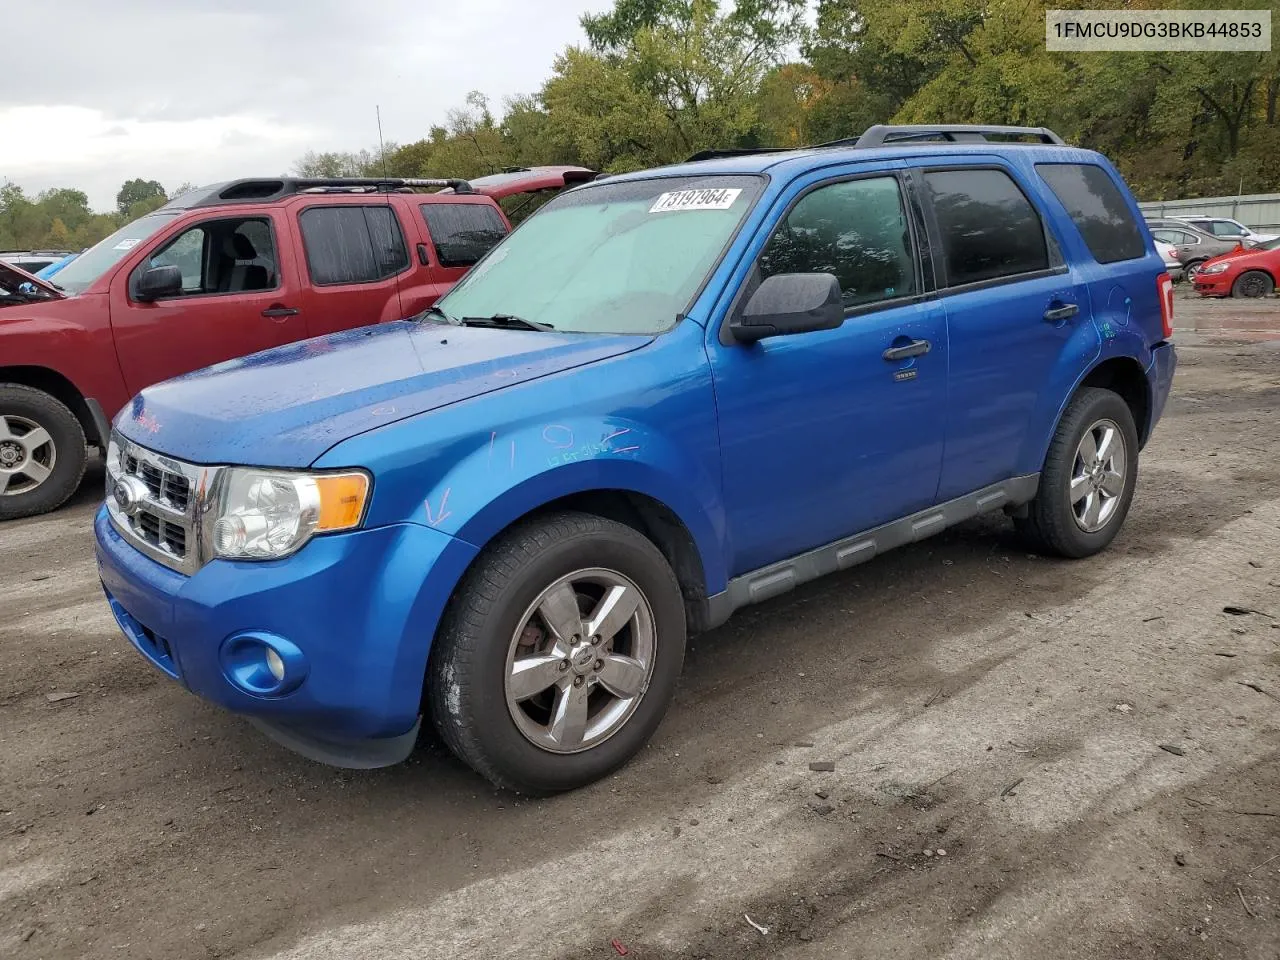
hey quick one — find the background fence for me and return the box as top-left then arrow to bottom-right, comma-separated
1138,193 -> 1280,232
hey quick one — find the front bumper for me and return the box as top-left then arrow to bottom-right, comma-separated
1194,274 -> 1232,296
94,506 -> 478,767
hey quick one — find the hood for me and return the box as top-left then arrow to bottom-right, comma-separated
116,320 -> 650,467
0,260 -> 65,302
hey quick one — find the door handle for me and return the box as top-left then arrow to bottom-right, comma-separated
882,339 -> 931,362
1043,303 -> 1080,323
416,243 -> 430,266
261,306 -> 300,318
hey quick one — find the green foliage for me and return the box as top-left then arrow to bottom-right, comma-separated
115,178 -> 166,217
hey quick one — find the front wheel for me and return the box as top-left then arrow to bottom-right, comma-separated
1184,259 -> 1206,281
1232,270 -> 1274,299
0,385 -> 87,521
1015,387 -> 1139,559
428,511 -> 686,794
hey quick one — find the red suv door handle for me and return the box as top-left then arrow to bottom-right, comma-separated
262,306 -> 300,318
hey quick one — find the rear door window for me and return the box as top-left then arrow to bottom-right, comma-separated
298,205 -> 409,285
922,168 -> 1050,287
1036,163 -> 1146,264
419,203 -> 509,268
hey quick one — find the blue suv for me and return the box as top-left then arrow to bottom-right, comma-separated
94,125 -> 1178,793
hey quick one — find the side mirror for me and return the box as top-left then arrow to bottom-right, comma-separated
134,264 -> 183,302
730,273 -> 844,344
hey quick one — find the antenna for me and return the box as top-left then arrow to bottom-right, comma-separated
376,104 -> 389,180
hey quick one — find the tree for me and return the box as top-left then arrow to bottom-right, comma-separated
116,179 -> 166,217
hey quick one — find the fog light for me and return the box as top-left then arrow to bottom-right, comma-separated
265,648 -> 285,682
219,632 -> 307,697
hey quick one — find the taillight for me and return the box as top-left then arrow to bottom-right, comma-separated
1157,273 -> 1174,339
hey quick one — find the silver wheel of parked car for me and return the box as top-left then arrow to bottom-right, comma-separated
504,567 -> 657,754
1070,418 -> 1127,534
0,414 -> 56,497
1184,260 -> 1205,281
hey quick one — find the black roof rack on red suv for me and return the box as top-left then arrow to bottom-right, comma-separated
168,177 -> 476,210
686,124 -> 1066,162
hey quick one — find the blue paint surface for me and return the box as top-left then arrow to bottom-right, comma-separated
97,140 -> 1178,760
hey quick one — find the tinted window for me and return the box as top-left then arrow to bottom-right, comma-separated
923,169 -> 1049,286
299,206 -> 409,285
420,203 -> 508,267
1036,163 -> 1146,264
757,176 -> 917,309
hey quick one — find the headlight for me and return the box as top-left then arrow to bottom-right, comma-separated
211,468 -> 370,561
1199,262 -> 1229,275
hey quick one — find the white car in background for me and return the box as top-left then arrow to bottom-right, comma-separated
1155,238 -> 1183,279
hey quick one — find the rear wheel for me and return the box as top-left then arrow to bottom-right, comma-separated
1015,387 -> 1139,559
1232,270 -> 1274,299
428,511 -> 686,794
0,385 -> 87,521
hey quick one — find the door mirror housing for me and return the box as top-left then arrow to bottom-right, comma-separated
730,273 -> 845,344
134,265 -> 183,302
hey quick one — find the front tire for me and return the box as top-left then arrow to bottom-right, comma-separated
1184,259 -> 1206,281
0,385 -> 87,521
1232,270 -> 1274,299
428,511 -> 686,794
1016,387 -> 1139,559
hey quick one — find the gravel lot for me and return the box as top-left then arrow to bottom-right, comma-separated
2,296 -> 1278,960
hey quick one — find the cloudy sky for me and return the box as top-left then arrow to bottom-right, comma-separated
2,0 -> 612,212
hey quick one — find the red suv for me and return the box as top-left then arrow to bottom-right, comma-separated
0,170 -> 592,519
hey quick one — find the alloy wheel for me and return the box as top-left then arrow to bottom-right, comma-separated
1070,418 -> 1126,533
0,415 -> 56,497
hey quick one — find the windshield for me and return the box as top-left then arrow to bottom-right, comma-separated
1256,236 -> 1280,251
52,213 -> 181,295
435,174 -> 765,334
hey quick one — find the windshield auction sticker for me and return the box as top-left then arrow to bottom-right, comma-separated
1047,9 -> 1270,51
649,188 -> 743,213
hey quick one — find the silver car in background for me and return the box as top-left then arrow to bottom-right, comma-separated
1147,219 -> 1246,281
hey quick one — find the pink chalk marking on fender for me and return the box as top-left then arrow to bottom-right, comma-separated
613,446 -> 640,454
542,424 -> 574,449
424,488 -> 453,527
602,428 -> 631,444
134,412 -> 161,435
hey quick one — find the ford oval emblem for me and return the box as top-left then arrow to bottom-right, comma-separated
112,476 -> 149,517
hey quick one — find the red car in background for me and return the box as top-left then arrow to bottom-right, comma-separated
1193,237 -> 1280,298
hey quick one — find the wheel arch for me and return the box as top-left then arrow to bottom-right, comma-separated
0,365 -> 104,448
1076,355 -> 1153,447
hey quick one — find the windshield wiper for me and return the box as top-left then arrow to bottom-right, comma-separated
460,313 -> 555,332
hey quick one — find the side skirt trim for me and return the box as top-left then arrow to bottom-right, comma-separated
700,474 -> 1040,631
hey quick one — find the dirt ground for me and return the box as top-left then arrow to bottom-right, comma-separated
2,295 -> 1279,960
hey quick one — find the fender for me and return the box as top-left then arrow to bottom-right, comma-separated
0,296 -> 131,435
1019,330 -> 1155,476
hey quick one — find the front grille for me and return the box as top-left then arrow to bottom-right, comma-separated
123,454 -> 190,512
107,435 -> 203,575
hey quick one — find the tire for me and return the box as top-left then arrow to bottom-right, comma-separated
428,511 -> 686,794
1183,259 -> 1206,281
0,385 -> 87,521
1015,387 -> 1139,559
1232,270 -> 1274,299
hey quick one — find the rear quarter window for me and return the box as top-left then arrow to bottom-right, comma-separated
1036,163 -> 1146,263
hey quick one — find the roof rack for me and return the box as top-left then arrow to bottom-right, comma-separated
851,124 -> 1065,147
181,176 -> 474,209
684,124 -> 1066,163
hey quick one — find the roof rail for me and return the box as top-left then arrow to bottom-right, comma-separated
685,147 -> 789,163
185,176 -> 474,208
851,124 -> 1066,147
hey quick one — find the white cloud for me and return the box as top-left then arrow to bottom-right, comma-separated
1,0 -> 613,210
